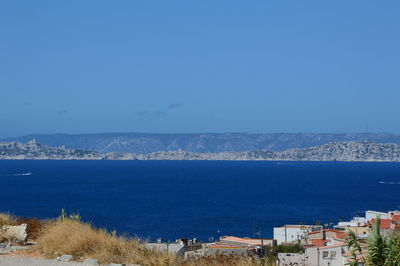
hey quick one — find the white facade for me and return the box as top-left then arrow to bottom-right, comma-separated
318,245 -> 348,266
305,244 -> 348,266
336,216 -> 366,227
278,253 -> 306,266
366,210 -> 390,222
278,244 -> 349,266
274,225 -> 322,245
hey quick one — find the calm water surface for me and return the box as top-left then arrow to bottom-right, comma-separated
0,160 -> 399,241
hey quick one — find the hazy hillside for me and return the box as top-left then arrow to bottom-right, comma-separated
2,132 -> 400,154
0,140 -> 102,160
1,140 -> 400,162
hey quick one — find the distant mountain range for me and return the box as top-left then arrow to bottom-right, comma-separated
1,140 -> 400,162
1,132 -> 400,154
134,141 -> 400,161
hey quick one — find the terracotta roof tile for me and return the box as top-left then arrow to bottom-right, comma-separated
318,243 -> 346,249
392,215 -> 400,222
311,239 -> 329,247
370,218 -> 392,229
335,231 -> 348,238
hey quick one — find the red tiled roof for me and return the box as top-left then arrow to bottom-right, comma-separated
392,215 -> 400,222
325,229 -> 337,232
308,229 -> 347,238
311,239 -> 329,247
220,236 -> 273,246
318,243 -> 346,249
370,219 -> 392,229
335,231 -> 348,239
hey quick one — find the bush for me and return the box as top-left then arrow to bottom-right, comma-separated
0,213 -> 17,227
16,217 -> 44,240
266,243 -> 304,256
37,219 -> 174,265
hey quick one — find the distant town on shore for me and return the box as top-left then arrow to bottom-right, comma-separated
1,138 -> 400,161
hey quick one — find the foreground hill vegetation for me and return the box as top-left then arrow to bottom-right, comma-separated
2,212 -> 400,265
0,212 -> 272,266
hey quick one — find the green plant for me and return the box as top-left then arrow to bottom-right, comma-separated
58,209 -> 81,222
346,216 -> 400,266
367,217 -> 385,265
346,229 -> 366,265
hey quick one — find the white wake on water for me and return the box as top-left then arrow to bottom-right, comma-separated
379,181 -> 400,185
0,172 -> 33,176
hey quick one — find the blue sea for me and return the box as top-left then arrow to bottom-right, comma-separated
0,160 -> 399,241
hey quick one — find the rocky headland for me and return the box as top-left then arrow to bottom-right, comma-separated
1,140 -> 400,162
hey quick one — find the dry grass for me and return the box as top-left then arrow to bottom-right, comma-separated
37,219 -> 175,265
0,213 -> 45,241
4,212 -> 275,265
0,213 -> 17,227
16,217 -> 45,240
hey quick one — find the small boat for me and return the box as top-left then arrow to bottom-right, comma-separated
21,172 -> 32,176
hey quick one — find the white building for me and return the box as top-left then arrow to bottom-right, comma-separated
365,210 -> 390,222
305,243 -> 348,266
274,225 -> 322,245
278,243 -> 349,266
278,253 -> 306,266
335,216 -> 366,227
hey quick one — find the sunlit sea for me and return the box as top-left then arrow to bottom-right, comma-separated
1,160 -> 399,241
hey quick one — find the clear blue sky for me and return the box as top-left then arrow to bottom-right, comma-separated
1,1 -> 399,137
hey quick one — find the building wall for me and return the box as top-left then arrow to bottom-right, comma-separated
305,245 -> 349,266
366,211 -> 390,222
305,246 -> 318,266
278,253 -> 306,266
274,226 -> 321,245
343,226 -> 370,235
204,247 -> 249,256
318,246 -> 347,266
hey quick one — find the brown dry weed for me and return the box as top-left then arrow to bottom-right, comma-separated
0,213 -> 17,227
37,219 -> 174,265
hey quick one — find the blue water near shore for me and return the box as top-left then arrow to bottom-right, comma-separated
0,160 -> 399,241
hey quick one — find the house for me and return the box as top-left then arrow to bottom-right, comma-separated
278,241 -> 349,266
307,229 -> 348,244
145,238 -> 201,256
145,242 -> 186,256
334,223 -> 370,236
337,216 -> 367,226
184,236 -> 273,259
334,210 -> 400,237
218,236 -> 275,247
306,242 -> 349,266
283,228 -> 351,265
274,224 -> 322,245
365,210 -> 391,222
369,217 -> 400,236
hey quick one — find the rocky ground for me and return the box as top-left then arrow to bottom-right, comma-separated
0,256 -> 96,266
0,245 -> 96,265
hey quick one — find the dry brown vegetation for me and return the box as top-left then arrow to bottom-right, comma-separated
36,219 -> 277,265
0,212 -> 44,241
16,217 -> 45,240
0,213 -> 17,227
37,219 -> 175,265
1,212 -> 276,265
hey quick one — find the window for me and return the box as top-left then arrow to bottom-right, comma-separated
330,251 -> 337,258
322,251 -> 329,258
